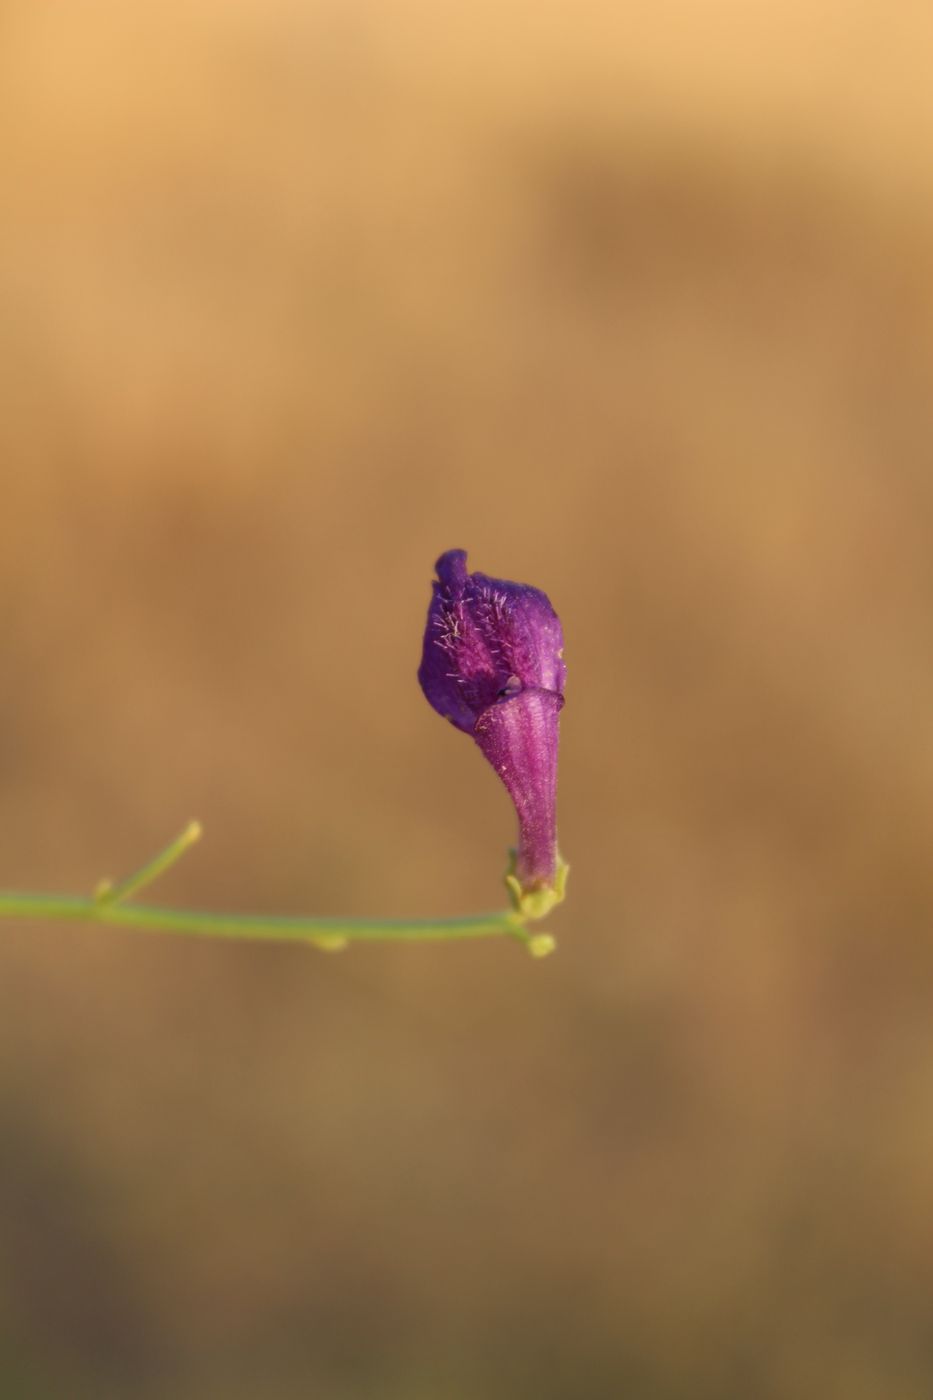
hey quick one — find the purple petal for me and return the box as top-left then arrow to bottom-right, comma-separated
417,550 -> 485,732
418,549 -> 565,732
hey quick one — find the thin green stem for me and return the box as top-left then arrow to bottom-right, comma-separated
0,822 -> 555,955
95,820 -> 202,905
0,892 -> 527,947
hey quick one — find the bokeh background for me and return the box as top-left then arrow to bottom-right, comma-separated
2,2 -> 933,1397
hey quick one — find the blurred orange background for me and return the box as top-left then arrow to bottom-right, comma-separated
2,3 -> 933,1397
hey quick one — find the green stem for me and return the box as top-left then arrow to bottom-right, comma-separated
0,892 -> 526,947
95,820 -> 203,905
0,823 -> 556,956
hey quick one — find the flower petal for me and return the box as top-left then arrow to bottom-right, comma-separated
418,549 -> 565,731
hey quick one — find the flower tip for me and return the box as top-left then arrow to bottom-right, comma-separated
434,549 -> 469,588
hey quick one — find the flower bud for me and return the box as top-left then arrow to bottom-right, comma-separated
418,550 -> 567,913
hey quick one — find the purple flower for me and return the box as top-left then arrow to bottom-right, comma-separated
418,549 -> 567,913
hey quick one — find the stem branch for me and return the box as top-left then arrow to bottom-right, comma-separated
0,823 -> 552,954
